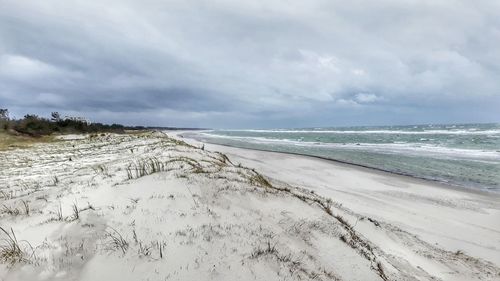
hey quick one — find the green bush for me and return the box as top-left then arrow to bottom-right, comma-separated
8,114 -> 126,136
0,121 -> 8,131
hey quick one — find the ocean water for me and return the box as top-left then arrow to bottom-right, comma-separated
186,123 -> 500,192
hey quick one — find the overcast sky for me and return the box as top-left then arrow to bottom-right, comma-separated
1,0 -> 499,128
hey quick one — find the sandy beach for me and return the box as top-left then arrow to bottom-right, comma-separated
0,131 -> 499,281
178,131 -> 500,278
183,138 -> 500,265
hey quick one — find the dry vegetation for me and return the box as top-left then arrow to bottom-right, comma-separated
0,227 -> 34,265
0,132 -> 55,151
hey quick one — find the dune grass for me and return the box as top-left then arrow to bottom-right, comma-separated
0,226 -> 34,265
0,131 -> 55,151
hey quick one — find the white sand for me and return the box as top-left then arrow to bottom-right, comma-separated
0,131 -> 498,281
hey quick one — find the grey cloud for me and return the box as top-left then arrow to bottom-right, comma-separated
0,0 -> 499,128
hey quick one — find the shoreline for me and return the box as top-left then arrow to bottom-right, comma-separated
177,132 -> 499,197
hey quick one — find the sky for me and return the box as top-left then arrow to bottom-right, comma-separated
1,0 -> 499,128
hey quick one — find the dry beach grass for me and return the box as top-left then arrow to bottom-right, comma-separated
0,132 -> 55,151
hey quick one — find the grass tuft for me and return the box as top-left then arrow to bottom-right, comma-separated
21,200 -> 30,216
137,242 -> 152,257
51,176 -> 59,186
0,226 -> 34,265
126,157 -> 165,179
374,261 -> 389,281
0,191 -> 13,200
2,205 -> 20,216
249,172 -> 273,188
250,240 -> 278,259
92,164 -> 110,177
105,227 -> 129,254
71,202 -> 80,220
55,202 -> 63,221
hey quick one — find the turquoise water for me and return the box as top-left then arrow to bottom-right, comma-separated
186,123 -> 500,192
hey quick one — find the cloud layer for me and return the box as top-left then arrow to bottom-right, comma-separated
1,0 -> 499,128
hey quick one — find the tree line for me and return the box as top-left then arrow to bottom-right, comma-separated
0,109 -> 131,137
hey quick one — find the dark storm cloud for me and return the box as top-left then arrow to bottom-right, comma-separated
1,0 -> 499,128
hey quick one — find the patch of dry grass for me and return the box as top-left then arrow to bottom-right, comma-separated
0,226 -> 34,265
0,131 -> 55,151
105,227 -> 129,254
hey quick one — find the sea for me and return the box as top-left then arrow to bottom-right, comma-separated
185,123 -> 500,192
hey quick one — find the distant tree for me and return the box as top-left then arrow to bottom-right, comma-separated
51,112 -> 61,122
0,109 -> 8,131
0,109 -> 8,120
24,114 -> 38,119
14,114 -> 54,136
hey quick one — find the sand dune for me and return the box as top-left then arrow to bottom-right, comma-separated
0,132 -> 498,280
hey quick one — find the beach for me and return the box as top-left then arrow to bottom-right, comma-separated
178,131 -> 500,278
0,131 -> 499,281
